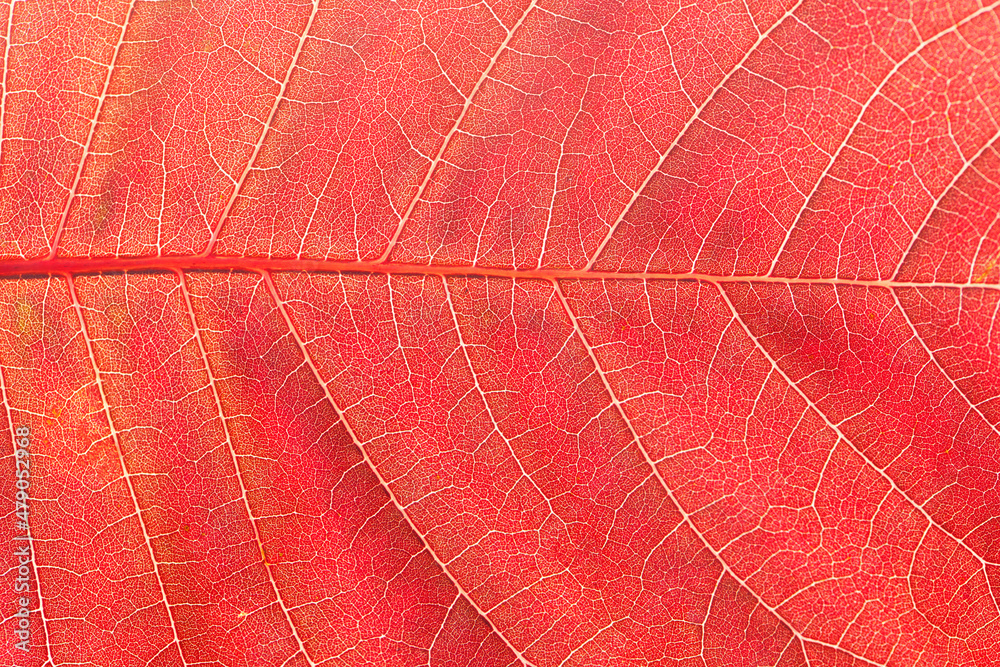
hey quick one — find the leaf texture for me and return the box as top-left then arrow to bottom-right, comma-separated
0,0 -> 999,664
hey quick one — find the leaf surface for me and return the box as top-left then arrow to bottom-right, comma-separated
1,0 -> 999,664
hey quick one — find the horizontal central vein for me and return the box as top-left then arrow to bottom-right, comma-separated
0,256 -> 995,290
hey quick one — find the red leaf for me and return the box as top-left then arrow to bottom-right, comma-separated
0,0 -> 998,664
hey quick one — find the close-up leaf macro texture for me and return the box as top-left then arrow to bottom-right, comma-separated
1,0 -> 999,664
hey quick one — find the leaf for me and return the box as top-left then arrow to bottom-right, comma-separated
0,0 -> 998,664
